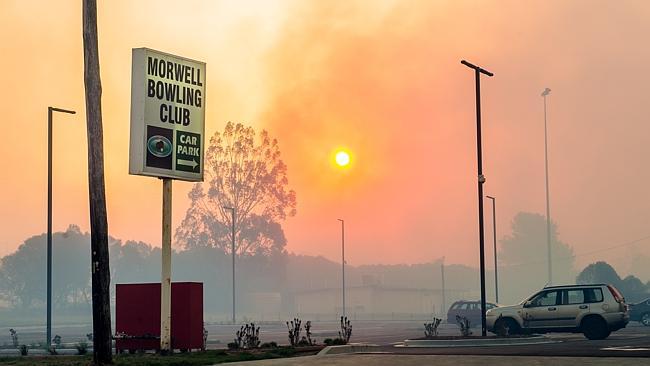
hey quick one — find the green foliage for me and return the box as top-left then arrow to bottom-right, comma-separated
18,344 -> 27,356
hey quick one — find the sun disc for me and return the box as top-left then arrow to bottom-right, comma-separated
335,151 -> 351,167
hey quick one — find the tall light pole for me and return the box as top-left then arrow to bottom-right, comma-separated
441,257 -> 446,318
224,206 -> 236,324
47,106 -> 76,347
337,219 -> 345,318
486,196 -> 498,303
542,87 -> 552,285
461,59 -> 493,337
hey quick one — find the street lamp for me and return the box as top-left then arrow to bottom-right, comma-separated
47,106 -> 76,347
337,219 -> 345,318
541,87 -> 552,285
440,257 -> 446,317
223,206 -> 236,324
486,196 -> 498,303
461,59 -> 493,337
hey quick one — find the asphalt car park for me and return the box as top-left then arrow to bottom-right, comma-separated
2,319 -> 649,357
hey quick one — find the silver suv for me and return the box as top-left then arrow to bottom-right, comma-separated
486,284 -> 629,340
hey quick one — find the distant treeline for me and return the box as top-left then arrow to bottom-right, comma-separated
1,220 -> 649,322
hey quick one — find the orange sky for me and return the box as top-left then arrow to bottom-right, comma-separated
2,0 -> 650,274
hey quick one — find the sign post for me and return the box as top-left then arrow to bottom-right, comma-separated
129,48 -> 206,352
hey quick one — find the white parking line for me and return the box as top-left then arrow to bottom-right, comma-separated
601,346 -> 650,351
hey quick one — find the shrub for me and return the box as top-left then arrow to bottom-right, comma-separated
10,329 -> 18,348
52,335 -> 62,347
76,341 -> 88,355
455,315 -> 472,337
234,323 -> 260,349
19,345 -> 28,356
202,324 -> 208,351
286,318 -> 302,347
424,317 -> 442,338
260,341 -> 278,348
227,342 -> 239,350
338,316 -> 352,344
305,320 -> 314,345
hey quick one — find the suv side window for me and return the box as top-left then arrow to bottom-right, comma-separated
530,290 -> 559,307
565,289 -> 585,305
583,288 -> 604,303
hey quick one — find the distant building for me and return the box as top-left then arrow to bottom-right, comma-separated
289,285 -> 477,320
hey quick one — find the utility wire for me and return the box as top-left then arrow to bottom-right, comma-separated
498,234 -> 650,268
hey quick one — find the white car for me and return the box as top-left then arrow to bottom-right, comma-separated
486,283 -> 629,340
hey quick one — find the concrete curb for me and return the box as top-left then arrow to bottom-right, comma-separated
317,343 -> 381,356
401,335 -> 559,348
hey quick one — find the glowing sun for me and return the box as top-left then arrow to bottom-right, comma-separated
335,150 -> 351,167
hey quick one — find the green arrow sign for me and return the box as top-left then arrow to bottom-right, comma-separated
176,131 -> 201,173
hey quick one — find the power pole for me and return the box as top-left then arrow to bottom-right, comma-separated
82,0 -> 112,363
461,59 -> 493,337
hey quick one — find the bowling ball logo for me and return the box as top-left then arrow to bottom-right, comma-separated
147,135 -> 172,158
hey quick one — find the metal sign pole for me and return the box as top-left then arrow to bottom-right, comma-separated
160,178 -> 172,352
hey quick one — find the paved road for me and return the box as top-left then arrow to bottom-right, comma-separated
227,355 -> 650,366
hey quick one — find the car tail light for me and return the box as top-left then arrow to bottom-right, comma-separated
607,285 -> 625,304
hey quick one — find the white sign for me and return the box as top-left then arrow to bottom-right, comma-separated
129,48 -> 206,181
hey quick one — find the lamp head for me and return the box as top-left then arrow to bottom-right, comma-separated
541,88 -> 551,97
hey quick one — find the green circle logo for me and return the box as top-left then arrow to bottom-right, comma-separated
147,135 -> 173,158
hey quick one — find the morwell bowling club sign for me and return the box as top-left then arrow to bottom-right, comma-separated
129,48 -> 206,182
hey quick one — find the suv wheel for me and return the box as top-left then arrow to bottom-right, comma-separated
641,312 -> 650,326
494,318 -> 520,336
582,317 -> 610,340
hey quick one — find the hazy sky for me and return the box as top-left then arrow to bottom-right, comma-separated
1,0 -> 650,273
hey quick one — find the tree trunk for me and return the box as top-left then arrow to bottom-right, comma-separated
82,0 -> 112,363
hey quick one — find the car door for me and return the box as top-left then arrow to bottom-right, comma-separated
468,302 -> 481,326
522,290 -> 561,329
555,289 -> 590,328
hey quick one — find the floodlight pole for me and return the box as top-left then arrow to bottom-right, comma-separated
441,257 -> 446,318
542,87 -> 552,285
338,219 -> 345,318
47,106 -> 76,347
461,60 -> 493,337
224,206 -> 236,324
